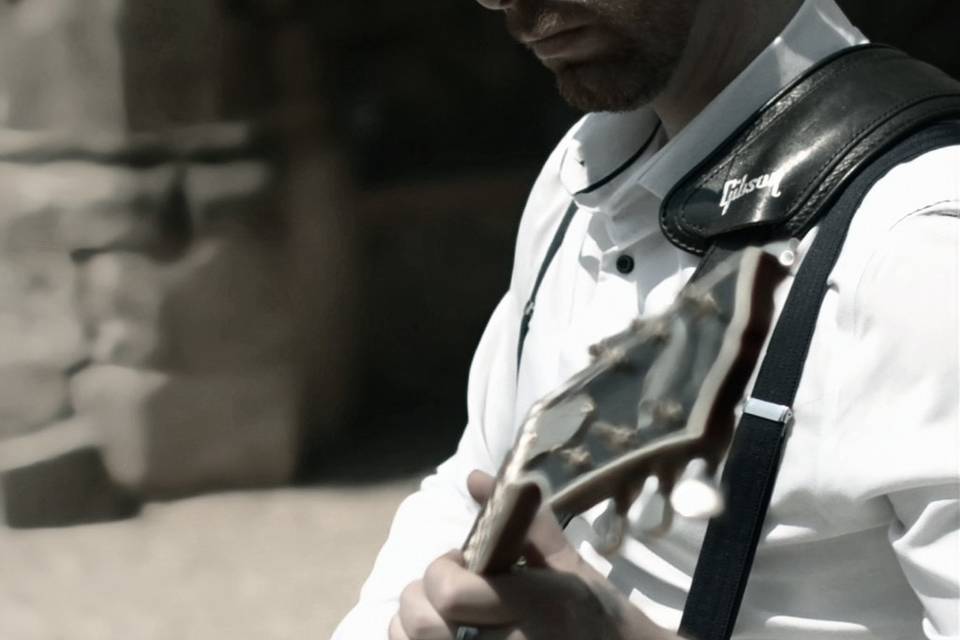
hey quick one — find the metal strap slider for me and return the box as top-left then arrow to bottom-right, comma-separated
743,398 -> 794,424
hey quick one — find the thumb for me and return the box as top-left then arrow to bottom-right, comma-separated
466,469 -> 496,505
524,503 -> 580,571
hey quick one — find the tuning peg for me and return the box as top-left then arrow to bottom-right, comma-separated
592,501 -> 626,556
588,341 -> 607,359
686,291 -> 721,318
649,319 -> 671,342
654,400 -> 685,425
557,445 -> 594,471
627,475 -> 673,537
588,340 -> 626,364
670,458 -> 724,520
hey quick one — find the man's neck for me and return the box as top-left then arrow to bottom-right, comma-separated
652,0 -> 805,138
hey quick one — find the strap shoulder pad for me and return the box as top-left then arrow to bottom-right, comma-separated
660,45 -> 960,255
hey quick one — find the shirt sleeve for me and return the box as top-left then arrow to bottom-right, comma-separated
842,208 -> 960,639
330,290 -> 523,640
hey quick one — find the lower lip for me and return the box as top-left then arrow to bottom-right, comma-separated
530,27 -> 598,61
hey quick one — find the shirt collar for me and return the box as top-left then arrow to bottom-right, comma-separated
559,0 -> 868,249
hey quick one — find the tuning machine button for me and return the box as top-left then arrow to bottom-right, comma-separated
627,475 -> 674,537
764,237 -> 801,268
670,458 -> 724,520
592,502 -> 627,556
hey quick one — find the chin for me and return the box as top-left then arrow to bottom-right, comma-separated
553,58 -> 669,113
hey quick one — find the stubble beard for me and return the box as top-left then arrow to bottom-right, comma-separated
517,0 -> 696,113
552,48 -> 678,113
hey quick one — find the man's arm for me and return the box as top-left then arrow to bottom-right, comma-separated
842,206 -> 960,639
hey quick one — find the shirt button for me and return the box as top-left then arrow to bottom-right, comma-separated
616,254 -> 635,275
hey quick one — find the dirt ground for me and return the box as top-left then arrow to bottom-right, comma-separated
0,480 -> 419,640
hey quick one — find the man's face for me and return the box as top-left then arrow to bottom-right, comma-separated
502,0 -> 700,112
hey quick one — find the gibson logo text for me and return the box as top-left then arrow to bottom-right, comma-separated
719,168 -> 788,215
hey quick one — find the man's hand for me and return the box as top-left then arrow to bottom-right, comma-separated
389,470 -> 679,640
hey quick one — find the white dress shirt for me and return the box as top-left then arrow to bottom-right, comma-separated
333,1 -> 960,638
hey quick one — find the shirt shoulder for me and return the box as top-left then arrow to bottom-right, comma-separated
863,143 -> 960,224
822,143 -> 959,500
832,143 -> 960,288
850,143 -> 959,344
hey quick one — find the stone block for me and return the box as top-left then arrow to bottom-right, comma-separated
0,247 -> 86,439
74,252 -> 166,367
0,160 -> 177,254
118,0 -> 275,129
0,161 -> 90,439
75,236 -> 292,371
0,420 -> 140,528
0,250 -> 85,368
59,165 -> 179,253
164,235 -> 293,371
0,0 -> 274,132
70,365 -> 299,497
184,160 -> 275,229
0,0 -> 124,132
0,363 -> 70,439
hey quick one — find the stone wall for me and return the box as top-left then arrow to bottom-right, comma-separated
0,1 -> 357,525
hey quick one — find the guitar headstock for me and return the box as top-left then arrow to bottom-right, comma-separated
462,243 -> 791,575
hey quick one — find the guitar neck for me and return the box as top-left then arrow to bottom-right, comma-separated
462,474 -> 543,574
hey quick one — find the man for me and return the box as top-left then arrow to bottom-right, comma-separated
334,0 -> 960,638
